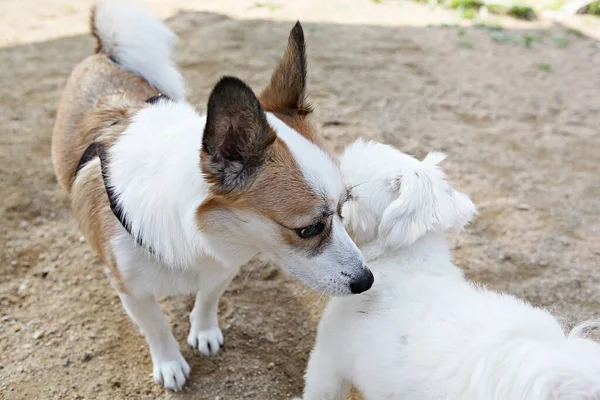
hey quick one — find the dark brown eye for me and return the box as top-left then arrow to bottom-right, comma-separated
296,222 -> 325,239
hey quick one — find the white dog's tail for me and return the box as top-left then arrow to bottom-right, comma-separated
554,320 -> 600,399
489,319 -> 600,400
90,0 -> 185,100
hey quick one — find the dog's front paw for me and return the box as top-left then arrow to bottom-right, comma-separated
153,354 -> 191,391
187,326 -> 224,356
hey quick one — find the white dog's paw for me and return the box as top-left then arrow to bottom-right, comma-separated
152,354 -> 191,391
187,326 -> 224,356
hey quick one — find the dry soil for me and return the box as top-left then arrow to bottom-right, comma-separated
1,1 -> 600,399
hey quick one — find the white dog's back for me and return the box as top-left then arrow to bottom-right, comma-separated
299,140 -> 600,400
321,270 -> 600,399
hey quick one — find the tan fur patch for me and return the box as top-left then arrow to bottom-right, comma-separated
71,159 -> 128,293
53,52 -> 159,293
198,138 -> 333,254
89,5 -> 101,54
259,23 -> 314,123
52,54 -> 157,193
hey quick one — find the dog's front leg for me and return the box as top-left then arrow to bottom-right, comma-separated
187,267 -> 238,356
300,344 -> 351,400
119,293 -> 190,391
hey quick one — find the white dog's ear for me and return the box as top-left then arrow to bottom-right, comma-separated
377,153 -> 476,249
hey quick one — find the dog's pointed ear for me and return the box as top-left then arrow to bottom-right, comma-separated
259,21 -> 312,117
202,76 -> 277,193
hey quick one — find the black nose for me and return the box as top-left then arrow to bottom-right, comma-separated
350,268 -> 374,294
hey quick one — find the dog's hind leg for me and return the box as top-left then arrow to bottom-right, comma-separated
187,267 -> 238,357
301,343 -> 351,400
119,293 -> 190,391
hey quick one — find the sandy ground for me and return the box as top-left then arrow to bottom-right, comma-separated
1,1 -> 600,399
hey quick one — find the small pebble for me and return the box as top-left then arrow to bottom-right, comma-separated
81,352 -> 93,362
264,332 -> 276,343
10,260 -> 18,266
19,221 -> 29,229
63,359 -> 70,367
267,362 -> 275,369
33,330 -> 45,340
79,236 -> 85,243
17,283 -> 27,294
516,204 -> 531,211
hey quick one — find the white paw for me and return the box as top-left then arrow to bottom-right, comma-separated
187,326 -> 223,356
152,354 -> 191,391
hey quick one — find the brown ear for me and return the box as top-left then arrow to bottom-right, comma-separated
260,21 -> 312,117
202,76 -> 276,194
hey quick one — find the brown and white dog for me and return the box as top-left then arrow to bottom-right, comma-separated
52,0 -> 373,391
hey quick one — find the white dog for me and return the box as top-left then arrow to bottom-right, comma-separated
298,140 -> 600,400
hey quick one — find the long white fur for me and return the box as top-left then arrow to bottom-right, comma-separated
93,0 -> 185,100
298,139 -> 600,400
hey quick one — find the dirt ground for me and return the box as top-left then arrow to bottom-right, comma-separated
1,1 -> 600,399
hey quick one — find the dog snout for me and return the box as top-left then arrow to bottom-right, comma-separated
349,267 -> 374,294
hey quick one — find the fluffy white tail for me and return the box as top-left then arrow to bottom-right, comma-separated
91,0 -> 185,100
484,320 -> 600,400
555,320 -> 600,399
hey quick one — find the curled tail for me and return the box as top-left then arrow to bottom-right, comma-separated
511,319 -> 600,400
90,0 -> 185,100
555,320 -> 600,399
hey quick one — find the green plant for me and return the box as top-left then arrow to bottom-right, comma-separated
537,62 -> 552,71
553,35 -> 570,47
449,0 -> 482,8
458,40 -> 474,48
507,5 -> 536,20
545,0 -> 566,11
487,4 -> 508,14
475,22 -> 504,32
489,30 -> 519,43
462,7 -> 478,18
522,33 -> 542,48
586,0 -> 600,15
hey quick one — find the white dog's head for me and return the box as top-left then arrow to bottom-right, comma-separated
340,140 -> 476,250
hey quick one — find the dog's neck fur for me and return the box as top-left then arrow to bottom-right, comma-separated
361,231 -> 464,279
106,100 -> 319,269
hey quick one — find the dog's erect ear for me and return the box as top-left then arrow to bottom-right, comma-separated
202,76 -> 277,193
259,22 -> 312,117
377,153 -> 476,249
